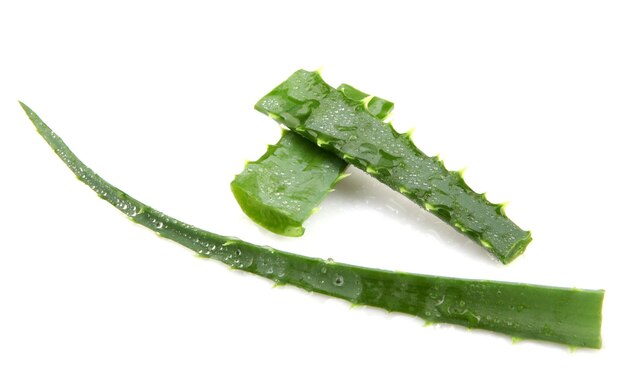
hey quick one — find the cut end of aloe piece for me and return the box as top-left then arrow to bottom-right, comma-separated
500,231 -> 533,264
255,70 -> 533,264
231,180 -> 305,237
231,131 -> 345,237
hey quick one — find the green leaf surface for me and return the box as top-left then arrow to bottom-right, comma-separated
20,102 -> 603,348
231,131 -> 346,237
231,84 -> 393,236
255,70 -> 532,264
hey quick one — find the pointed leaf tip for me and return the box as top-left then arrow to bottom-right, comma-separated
360,95 -> 374,108
496,201 -> 510,216
316,137 -> 330,147
18,101 -> 32,115
335,172 -> 351,182
458,166 -> 468,178
434,154 -> 445,167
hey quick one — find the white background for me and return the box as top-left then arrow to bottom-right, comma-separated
1,1 -> 624,370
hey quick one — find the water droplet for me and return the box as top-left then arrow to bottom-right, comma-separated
434,295 -> 445,306
334,275 -> 344,287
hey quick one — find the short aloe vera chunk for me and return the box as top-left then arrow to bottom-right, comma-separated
231,131 -> 346,236
255,70 -> 532,264
232,84 -> 394,236
21,102 -> 603,348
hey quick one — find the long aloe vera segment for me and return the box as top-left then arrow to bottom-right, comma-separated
255,70 -> 532,264
231,84 -> 394,237
20,102 -> 603,348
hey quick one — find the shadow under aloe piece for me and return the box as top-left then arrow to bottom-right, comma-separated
255,70 -> 532,264
231,83 -> 393,237
20,102 -> 603,348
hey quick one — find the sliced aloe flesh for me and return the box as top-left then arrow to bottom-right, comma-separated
21,102 -> 603,348
255,70 -> 532,264
231,84 -> 393,236
231,131 -> 346,237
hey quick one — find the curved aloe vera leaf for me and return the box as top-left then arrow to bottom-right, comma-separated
232,85 -> 394,237
20,102 -> 604,348
255,70 -> 532,264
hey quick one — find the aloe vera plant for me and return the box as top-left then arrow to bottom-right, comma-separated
231,84 -> 394,236
21,102 -> 604,348
255,70 -> 532,264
